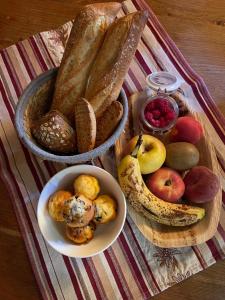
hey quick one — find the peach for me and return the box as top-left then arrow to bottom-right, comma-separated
146,167 -> 185,203
183,166 -> 220,203
169,116 -> 203,144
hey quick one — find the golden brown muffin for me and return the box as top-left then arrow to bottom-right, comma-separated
48,190 -> 73,221
93,195 -> 117,224
66,222 -> 96,244
63,195 -> 95,227
74,174 -> 100,200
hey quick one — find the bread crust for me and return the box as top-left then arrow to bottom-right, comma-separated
85,11 -> 148,118
74,98 -> 96,153
95,100 -> 123,147
51,2 -> 121,122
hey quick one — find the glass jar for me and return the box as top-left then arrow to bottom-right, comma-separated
139,94 -> 179,134
139,71 -> 181,134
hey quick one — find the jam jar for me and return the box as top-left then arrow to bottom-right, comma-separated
139,71 -> 181,134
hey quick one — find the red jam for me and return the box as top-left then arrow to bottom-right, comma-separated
144,98 -> 176,128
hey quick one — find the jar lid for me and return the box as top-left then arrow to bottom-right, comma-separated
146,71 -> 181,93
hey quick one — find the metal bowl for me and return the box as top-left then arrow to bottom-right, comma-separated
15,68 -> 128,164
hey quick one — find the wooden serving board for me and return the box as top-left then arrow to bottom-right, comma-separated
115,91 -> 222,248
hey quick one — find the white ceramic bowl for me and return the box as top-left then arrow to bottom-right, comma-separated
37,165 -> 126,258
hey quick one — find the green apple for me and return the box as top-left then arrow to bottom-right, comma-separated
128,135 -> 166,174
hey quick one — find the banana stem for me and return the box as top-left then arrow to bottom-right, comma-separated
131,135 -> 143,158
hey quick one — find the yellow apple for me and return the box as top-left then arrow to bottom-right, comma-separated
127,135 -> 166,174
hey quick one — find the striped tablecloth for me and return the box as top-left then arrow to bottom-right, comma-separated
0,0 -> 225,299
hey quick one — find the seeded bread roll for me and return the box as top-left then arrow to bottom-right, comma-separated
51,2 -> 121,122
95,100 -> 123,147
31,110 -> 76,153
85,11 -> 148,118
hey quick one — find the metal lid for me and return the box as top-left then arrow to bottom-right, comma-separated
146,71 -> 181,93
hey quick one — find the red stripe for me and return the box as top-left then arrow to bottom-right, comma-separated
16,42 -> 36,80
217,155 -> 225,173
0,50 -> 22,97
134,0 -> 225,140
206,239 -> 222,261
0,137 -> 57,300
126,220 -> 160,292
128,68 -> 143,91
38,33 -> 56,67
43,160 -> 56,177
0,77 -> 41,192
0,73 -> 43,192
82,259 -> 104,300
140,37 -> 163,71
84,259 -> 107,299
29,36 -> 48,71
118,233 -> 150,298
104,249 -> 131,300
63,257 -> 84,300
217,224 -> 225,242
191,246 -> 206,269
135,49 -> 152,74
122,82 -> 132,97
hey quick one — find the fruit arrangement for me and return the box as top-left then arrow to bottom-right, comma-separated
48,174 -> 117,244
118,114 -> 220,227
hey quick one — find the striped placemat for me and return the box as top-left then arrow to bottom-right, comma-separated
0,0 -> 225,299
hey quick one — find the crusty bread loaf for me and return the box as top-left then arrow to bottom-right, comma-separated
51,2 -> 121,122
95,100 -> 123,147
85,11 -> 148,118
74,98 -> 96,153
31,110 -> 76,153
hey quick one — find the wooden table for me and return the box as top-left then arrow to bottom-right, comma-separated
0,1 -> 225,299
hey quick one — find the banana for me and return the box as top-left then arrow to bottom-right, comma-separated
118,137 -> 205,227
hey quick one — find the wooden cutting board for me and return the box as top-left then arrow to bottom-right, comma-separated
115,91 -> 222,248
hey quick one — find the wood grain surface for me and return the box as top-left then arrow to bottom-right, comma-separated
0,0 -> 225,299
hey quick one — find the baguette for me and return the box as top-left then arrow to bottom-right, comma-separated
51,2 -> 121,122
85,11 -> 148,118
95,100 -> 123,147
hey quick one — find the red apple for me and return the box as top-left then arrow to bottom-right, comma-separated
183,166 -> 220,203
146,167 -> 185,203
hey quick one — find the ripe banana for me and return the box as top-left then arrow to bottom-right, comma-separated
118,138 -> 205,227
